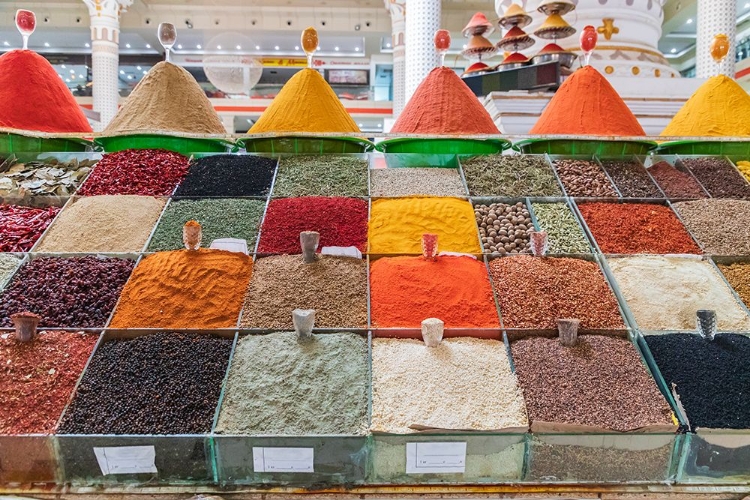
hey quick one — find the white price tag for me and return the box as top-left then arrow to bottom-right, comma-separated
210,238 -> 249,254
252,447 -> 314,473
93,446 -> 157,475
406,442 -> 467,474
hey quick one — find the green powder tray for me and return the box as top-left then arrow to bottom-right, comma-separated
514,138 -> 656,156
376,137 -> 510,168
0,132 -> 92,154
95,134 -> 233,155
241,136 -> 374,154
656,140 -> 750,156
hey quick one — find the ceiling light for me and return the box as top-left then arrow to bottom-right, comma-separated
197,44 -> 202,49
61,64 -> 66,68
44,42 -> 50,47
236,45 -> 242,50
70,69 -> 75,73
355,47 -> 360,52
686,18 -> 693,24
358,123 -> 363,127
2,41 -> 8,46
59,74 -> 63,78
256,45 -> 261,50
463,44 -> 467,49
746,2 -> 750,7
386,43 -> 391,48
275,45 -> 280,50
247,119 -> 252,123
119,70 -> 125,74
146,43 -> 151,48
334,46 -> 339,51
177,44 -> 182,49
377,123 -> 382,127
71,75 -> 75,79
317,46 -> 321,50
217,45 -> 222,49
78,74 -> 84,78
128,75 -> 133,79
136,66 -> 141,70
142,70 -> 147,74
125,43 -> 131,48
295,45 -> 299,50
671,48 -> 677,53
65,78 -> 70,82
85,42 -> 90,47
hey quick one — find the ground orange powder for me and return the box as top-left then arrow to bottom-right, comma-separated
530,65 -> 645,136
370,255 -> 499,328
391,67 -> 499,134
109,249 -> 253,329
249,68 -> 360,133
661,75 -> 750,137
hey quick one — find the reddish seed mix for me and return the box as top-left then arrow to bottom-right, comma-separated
0,330 -> 98,434
577,203 -> 702,254
647,161 -> 707,199
258,196 -> 368,254
0,204 -> 60,252
489,256 -> 624,329
77,149 -> 190,196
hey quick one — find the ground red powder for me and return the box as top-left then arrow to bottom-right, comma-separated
530,66 -> 645,136
370,255 -> 499,328
0,50 -> 92,133
391,67 -> 499,134
258,197 -> 368,254
578,202 -> 702,254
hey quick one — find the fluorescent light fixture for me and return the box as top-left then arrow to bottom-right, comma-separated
125,43 -> 131,48
197,44 -> 202,49
236,45 -> 241,49
686,18 -> 693,24
44,42 -> 50,47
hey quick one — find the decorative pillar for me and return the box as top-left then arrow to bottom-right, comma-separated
83,0 -> 133,131
696,0 -> 736,78
404,0 -> 440,105
386,0 -> 406,117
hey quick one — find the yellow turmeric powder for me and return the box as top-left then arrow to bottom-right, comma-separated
662,75 -> 750,137
369,197 -> 482,254
249,68 -> 360,134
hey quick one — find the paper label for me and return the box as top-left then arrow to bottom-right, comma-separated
252,447 -> 314,473
321,246 -> 362,259
406,442 -> 467,474
93,446 -> 157,475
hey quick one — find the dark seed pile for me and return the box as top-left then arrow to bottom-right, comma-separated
174,155 -> 276,197
600,160 -> 662,198
511,335 -> 673,432
58,332 -> 232,434
647,161 -> 707,199
681,157 -> 750,199
0,256 -> 134,328
645,333 -> 750,430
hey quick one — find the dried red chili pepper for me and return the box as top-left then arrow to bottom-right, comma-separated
0,204 -> 60,252
77,149 -> 190,196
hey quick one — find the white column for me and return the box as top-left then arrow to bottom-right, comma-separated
404,0 -> 440,105
83,0 -> 133,131
386,0 -> 406,117
696,0 -> 736,78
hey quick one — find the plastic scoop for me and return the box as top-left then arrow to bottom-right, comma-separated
15,10 -> 36,51
422,318 -> 444,347
530,231 -> 549,257
158,22 -> 177,62
11,311 -> 40,343
300,231 -> 320,263
696,310 -> 716,340
557,318 -> 580,346
293,308 -> 315,342
183,220 -> 202,250
422,233 -> 438,259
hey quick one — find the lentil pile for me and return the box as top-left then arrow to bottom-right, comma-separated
77,149 -> 189,196
0,256 -> 134,328
0,331 -> 98,434
58,332 -> 232,434
577,203 -> 701,254
109,249 -> 253,329
511,335 -> 673,431
600,160 -> 662,198
258,197 -> 368,254
369,197 -> 481,254
240,255 -> 367,329
474,202 -> 532,255
553,159 -> 618,197
607,256 -> 750,331
215,332 -> 368,435
681,157 -> 750,199
0,204 -> 59,252
645,333 -> 750,429
174,155 -> 276,197
0,156 -> 95,198
147,199 -> 265,251
489,256 -> 624,330
371,338 -> 528,433
0,254 -> 20,290
461,155 -> 561,197
370,168 -> 466,197
35,195 -> 165,253
647,161 -> 707,199
370,255 -> 499,328
672,199 -> 750,255
717,262 -> 750,308
273,156 -> 368,197
531,202 -> 590,253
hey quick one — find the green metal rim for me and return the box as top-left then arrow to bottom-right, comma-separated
513,138 -> 657,156
240,136 -> 375,154
375,137 -> 511,154
656,140 -> 750,156
0,133 -> 92,153
95,134 -> 233,154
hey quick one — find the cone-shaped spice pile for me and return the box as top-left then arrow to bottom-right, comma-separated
104,61 -> 226,135
249,68 -> 360,133
0,50 -> 92,133
661,75 -> 750,137
530,66 -> 645,136
391,67 -> 499,134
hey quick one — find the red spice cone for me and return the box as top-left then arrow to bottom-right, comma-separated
0,50 -> 92,133
391,67 -> 499,134
530,65 -> 645,136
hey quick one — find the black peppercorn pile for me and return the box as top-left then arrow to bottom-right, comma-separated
0,256 -> 134,328
174,155 -> 276,197
58,332 -> 232,435
645,333 -> 750,430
